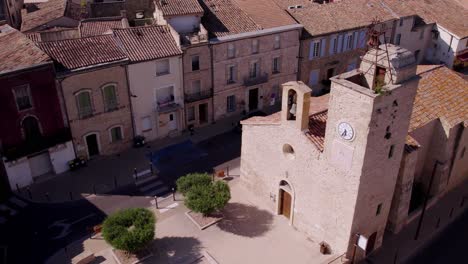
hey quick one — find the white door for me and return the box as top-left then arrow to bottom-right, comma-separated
168,113 -> 177,130
29,152 -> 53,178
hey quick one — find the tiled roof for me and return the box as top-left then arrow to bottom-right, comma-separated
200,0 -> 261,38
156,0 -> 204,16
37,35 -> 127,71
113,25 -> 182,62
287,0 -> 399,37
233,0 -> 297,29
80,17 -> 125,37
306,110 -> 328,152
404,135 -> 420,154
410,65 -> 468,131
381,0 -> 468,38
21,0 -> 77,32
0,25 -> 50,75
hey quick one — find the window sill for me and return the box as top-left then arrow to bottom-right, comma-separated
226,80 -> 236,85
156,72 -> 170,77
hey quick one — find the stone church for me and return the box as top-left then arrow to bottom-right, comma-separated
240,44 -> 468,260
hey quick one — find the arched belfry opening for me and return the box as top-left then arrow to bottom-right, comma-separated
278,180 -> 293,220
287,89 -> 297,120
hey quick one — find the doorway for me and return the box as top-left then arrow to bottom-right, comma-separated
279,189 -> 292,219
199,103 -> 208,124
365,232 -> 377,255
248,88 -> 259,112
326,68 -> 335,79
168,113 -> 177,130
85,134 -> 100,157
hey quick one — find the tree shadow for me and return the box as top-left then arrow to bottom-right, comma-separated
148,236 -> 203,264
217,202 -> 274,238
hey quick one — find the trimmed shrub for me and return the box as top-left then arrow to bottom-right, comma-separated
185,181 -> 231,216
176,173 -> 212,195
102,208 -> 155,253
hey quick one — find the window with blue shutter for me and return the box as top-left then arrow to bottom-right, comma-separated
309,42 -> 315,60
353,31 -> 359,49
359,31 -> 366,48
309,69 -> 320,87
329,36 -> 336,55
320,38 -> 326,57
337,35 -> 343,53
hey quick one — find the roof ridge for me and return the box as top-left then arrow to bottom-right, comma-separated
39,34 -> 113,44
80,16 -> 123,22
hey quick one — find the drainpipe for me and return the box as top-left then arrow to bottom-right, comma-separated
56,76 -> 78,158
296,29 -> 303,82
447,125 -> 464,185
124,64 -> 136,139
209,43 -> 216,124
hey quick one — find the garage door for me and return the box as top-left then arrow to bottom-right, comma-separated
29,152 -> 53,178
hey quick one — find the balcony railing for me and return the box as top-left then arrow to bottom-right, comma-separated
156,101 -> 180,113
184,89 -> 213,103
180,24 -> 208,46
2,128 -> 72,161
244,73 -> 269,87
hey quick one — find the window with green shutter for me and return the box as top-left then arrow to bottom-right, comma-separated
76,91 -> 93,119
103,84 -> 118,112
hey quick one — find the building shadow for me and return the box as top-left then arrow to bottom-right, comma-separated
217,202 -> 274,238
149,236 -> 203,263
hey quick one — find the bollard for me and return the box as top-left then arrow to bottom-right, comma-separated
154,196 -> 159,209
27,187 -> 32,199
172,187 -> 176,201
134,168 -> 138,181
69,191 -> 73,200
435,217 -> 440,228
226,166 -> 229,177
93,184 -> 96,195
45,192 -> 50,202
449,207 -> 454,218
150,162 -> 154,175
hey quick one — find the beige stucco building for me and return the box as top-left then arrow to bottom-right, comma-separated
240,44 -> 468,261
114,25 -> 184,141
39,35 -> 133,159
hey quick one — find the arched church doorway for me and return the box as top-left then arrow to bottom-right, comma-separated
278,180 -> 293,220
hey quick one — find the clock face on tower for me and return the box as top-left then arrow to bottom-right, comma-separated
338,122 -> 354,141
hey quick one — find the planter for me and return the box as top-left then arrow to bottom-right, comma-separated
111,249 -> 153,264
185,210 -> 223,230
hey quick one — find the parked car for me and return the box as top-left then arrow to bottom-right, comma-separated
233,111 -> 267,133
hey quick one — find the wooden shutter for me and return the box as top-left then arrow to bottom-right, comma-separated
359,30 -> 366,48
309,41 -> 315,60
320,39 -> 326,57
353,31 -> 359,49
337,35 -> 343,53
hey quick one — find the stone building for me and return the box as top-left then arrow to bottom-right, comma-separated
0,25 -> 74,188
38,35 -> 133,159
154,0 -> 213,128
200,0 -> 302,121
240,44 -> 467,260
113,25 -> 184,141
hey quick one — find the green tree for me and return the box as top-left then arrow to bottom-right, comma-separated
185,181 -> 231,216
176,173 -> 212,195
102,208 -> 155,253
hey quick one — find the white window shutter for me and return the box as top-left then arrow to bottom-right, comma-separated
353,32 -> 359,49
309,42 -> 315,60
320,39 -> 326,57
337,35 -> 343,53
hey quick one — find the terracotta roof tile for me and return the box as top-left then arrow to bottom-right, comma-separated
233,0 -> 297,29
113,25 -> 182,62
37,35 -> 127,71
21,0 -> 78,32
287,0 -> 398,36
156,0 -> 204,16
410,65 -> 468,131
305,110 -> 328,152
80,17 -> 125,37
200,0 -> 261,38
0,25 -> 50,75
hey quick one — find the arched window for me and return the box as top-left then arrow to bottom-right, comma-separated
22,116 -> 41,143
76,90 -> 93,119
102,84 -> 118,112
109,125 -> 123,143
287,89 -> 297,120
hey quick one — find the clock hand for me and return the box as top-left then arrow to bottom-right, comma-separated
341,130 -> 347,137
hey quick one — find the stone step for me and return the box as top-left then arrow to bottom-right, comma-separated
140,180 -> 164,193
135,175 -> 158,186
145,186 -> 170,197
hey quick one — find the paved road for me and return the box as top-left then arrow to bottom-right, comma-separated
404,207 -> 468,264
0,131 -> 241,264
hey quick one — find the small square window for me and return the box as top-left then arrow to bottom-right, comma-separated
252,39 -> 259,54
274,35 -> 281,49
399,19 -> 403,27
227,65 -> 236,84
272,57 -> 280,73
156,59 -> 170,76
110,126 -> 123,142
14,85 -> 33,111
376,203 -> 382,215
